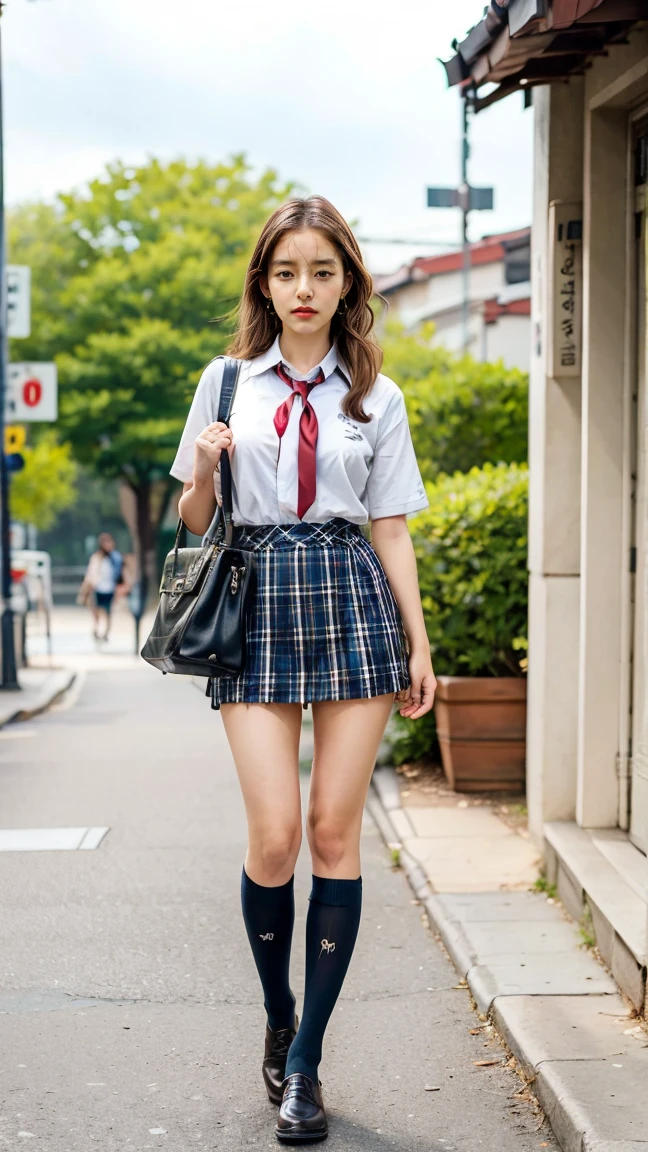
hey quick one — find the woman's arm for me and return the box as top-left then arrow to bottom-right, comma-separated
370,514 -> 436,719
177,419 -> 233,535
178,476 -> 218,536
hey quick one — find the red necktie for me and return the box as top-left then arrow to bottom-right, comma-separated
273,362 -> 325,519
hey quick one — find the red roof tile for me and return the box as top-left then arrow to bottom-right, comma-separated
410,229 -> 530,278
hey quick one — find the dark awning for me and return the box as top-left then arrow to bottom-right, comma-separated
442,0 -> 646,111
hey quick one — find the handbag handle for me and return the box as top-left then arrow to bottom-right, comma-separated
171,356 -> 242,575
213,356 -> 242,548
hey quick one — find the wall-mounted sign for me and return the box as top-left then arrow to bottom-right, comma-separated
7,266 -> 31,339
548,201 -> 583,379
5,363 -> 57,422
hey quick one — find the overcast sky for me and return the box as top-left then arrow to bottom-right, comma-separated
3,0 -> 533,273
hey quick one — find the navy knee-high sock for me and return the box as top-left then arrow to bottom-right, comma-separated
241,867 -> 296,1032
285,875 -> 362,1082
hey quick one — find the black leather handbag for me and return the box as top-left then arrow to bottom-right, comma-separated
141,357 -> 257,678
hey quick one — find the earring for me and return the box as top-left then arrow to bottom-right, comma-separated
266,295 -> 276,315
337,295 -> 348,315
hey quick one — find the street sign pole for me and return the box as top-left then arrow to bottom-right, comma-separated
426,90 -> 494,356
461,96 -> 471,355
0,14 -> 18,689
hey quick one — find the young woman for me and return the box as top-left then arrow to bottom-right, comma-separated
78,532 -> 124,643
170,196 -> 435,1143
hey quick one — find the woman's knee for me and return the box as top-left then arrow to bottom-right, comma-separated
307,810 -> 353,871
249,823 -> 302,879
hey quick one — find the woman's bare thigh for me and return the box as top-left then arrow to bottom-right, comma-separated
220,702 -> 303,884
307,694 -> 395,878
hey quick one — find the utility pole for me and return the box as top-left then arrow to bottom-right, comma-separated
0,8 -> 18,689
427,90 -> 494,355
460,96 -> 470,354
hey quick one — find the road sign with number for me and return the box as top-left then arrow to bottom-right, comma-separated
7,266 -> 31,339
5,363 -> 57,422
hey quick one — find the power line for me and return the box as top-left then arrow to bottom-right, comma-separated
357,236 -> 456,248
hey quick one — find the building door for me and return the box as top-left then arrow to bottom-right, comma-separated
630,126 -> 648,854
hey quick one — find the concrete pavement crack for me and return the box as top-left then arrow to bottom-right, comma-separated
341,985 -> 460,1002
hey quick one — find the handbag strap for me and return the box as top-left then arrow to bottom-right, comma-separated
202,356 -> 241,548
171,356 -> 242,572
211,356 -> 241,547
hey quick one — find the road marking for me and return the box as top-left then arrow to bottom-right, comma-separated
78,826 -> 109,850
0,826 -> 109,851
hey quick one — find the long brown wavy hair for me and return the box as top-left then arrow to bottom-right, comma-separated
227,196 -> 382,423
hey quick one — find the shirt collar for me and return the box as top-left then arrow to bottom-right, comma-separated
248,335 -> 350,387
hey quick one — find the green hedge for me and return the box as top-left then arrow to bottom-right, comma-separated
389,463 -> 528,766
381,324 -> 529,483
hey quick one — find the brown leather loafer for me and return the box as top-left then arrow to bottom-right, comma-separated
262,1018 -> 298,1106
275,1073 -> 328,1143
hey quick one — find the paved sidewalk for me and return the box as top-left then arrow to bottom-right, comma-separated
26,602 -> 155,673
0,665 -> 557,1150
369,765 -> 648,1152
0,666 -> 75,727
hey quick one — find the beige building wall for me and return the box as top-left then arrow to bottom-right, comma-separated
383,261 -> 528,366
527,80 -> 584,844
484,314 -> 531,371
385,263 -> 507,331
528,27 -> 648,846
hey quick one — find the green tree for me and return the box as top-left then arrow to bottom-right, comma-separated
381,323 -> 528,482
11,433 -> 78,531
8,201 -> 88,358
9,156 -> 292,589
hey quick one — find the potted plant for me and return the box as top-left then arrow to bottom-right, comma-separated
406,462 -> 528,792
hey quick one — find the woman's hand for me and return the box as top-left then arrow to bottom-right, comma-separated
396,649 -> 437,720
193,421 -> 233,483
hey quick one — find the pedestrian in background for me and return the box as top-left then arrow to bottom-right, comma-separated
78,532 -> 124,643
171,196 -> 436,1143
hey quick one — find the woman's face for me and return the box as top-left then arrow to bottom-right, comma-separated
262,228 -> 352,341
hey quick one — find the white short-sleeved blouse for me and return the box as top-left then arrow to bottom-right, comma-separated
170,335 -> 429,526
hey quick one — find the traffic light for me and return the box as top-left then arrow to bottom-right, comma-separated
4,453 -> 25,474
4,425 -> 25,454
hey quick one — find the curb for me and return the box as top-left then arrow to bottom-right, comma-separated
366,785 -> 477,977
368,766 -> 646,1152
0,669 -> 76,728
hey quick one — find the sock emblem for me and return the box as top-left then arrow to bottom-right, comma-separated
259,932 -> 275,941
319,938 -> 336,958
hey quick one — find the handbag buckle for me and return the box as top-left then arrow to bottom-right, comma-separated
230,565 -> 246,595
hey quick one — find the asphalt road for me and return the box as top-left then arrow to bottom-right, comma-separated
0,664 -> 556,1150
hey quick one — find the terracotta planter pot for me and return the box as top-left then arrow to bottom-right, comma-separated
434,675 -> 527,793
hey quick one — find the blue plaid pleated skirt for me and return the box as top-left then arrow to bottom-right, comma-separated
208,517 -> 410,707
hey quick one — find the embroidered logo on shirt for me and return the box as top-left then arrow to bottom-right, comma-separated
337,413 -> 364,441
319,939 -> 336,958
259,932 -> 275,942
